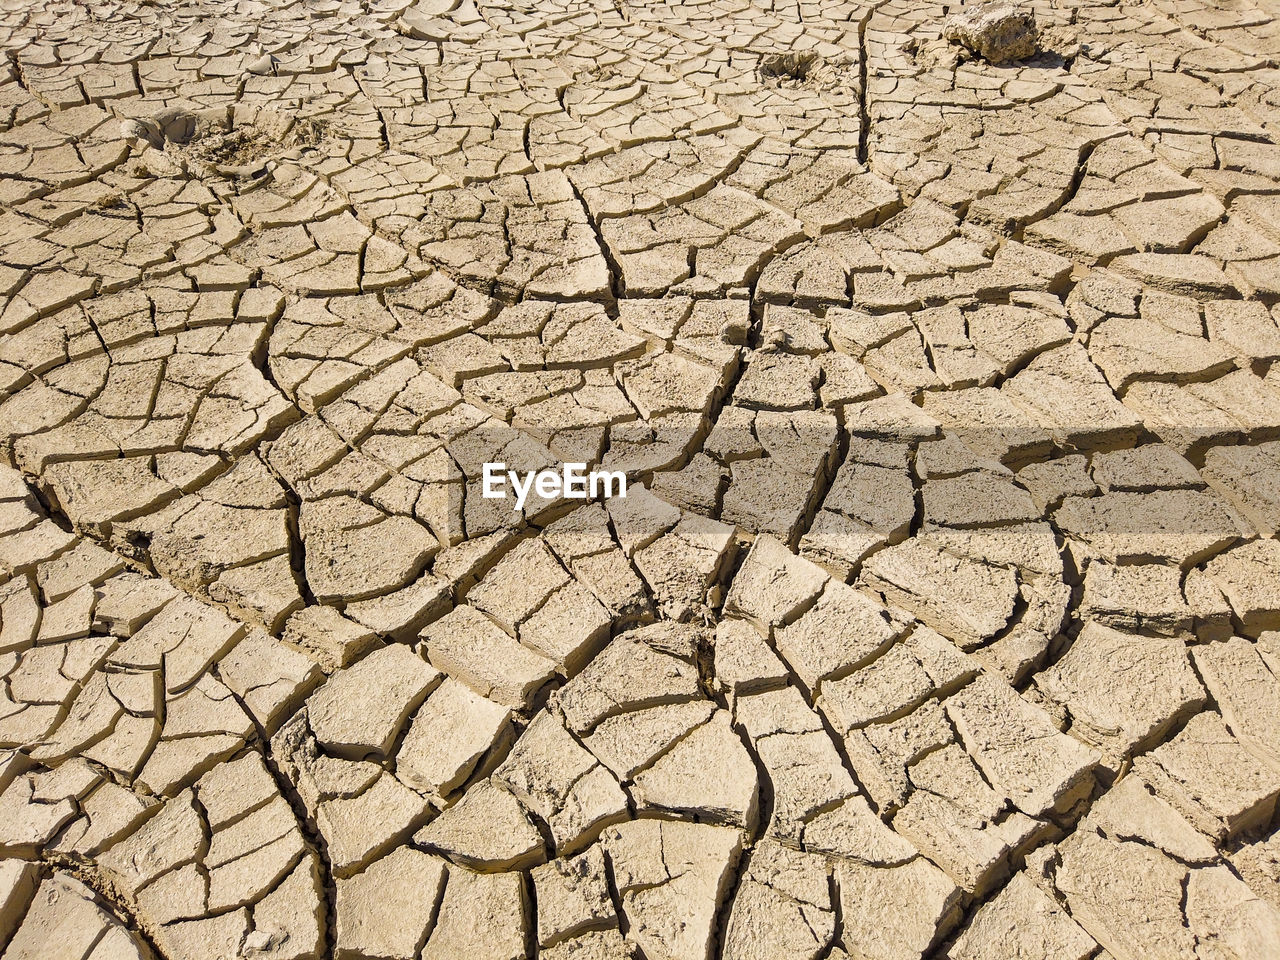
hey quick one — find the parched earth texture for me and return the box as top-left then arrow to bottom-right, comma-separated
3,0 -> 1280,957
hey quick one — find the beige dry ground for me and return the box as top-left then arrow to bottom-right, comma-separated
1,0 -> 1280,957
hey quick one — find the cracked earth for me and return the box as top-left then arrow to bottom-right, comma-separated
2,0 -> 1280,957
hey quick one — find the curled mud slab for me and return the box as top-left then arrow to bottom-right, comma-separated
1,0 -> 1280,958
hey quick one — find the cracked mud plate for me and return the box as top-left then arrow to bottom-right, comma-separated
2,0 -> 1280,957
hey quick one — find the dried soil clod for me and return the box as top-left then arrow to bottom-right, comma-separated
943,2 -> 1040,64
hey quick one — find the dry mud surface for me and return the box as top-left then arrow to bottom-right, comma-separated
2,0 -> 1280,957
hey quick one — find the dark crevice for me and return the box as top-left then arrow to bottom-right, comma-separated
856,4 -> 878,166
